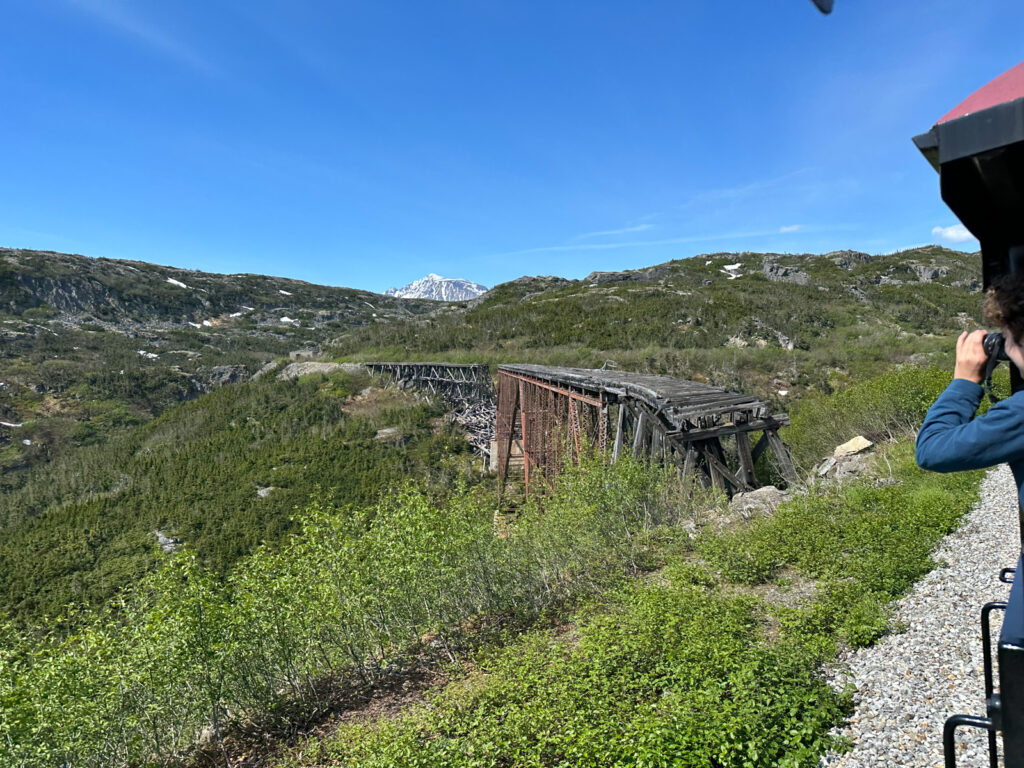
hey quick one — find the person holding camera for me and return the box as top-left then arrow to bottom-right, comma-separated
917,274 -> 1024,491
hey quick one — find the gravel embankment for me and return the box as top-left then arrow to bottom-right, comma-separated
822,464 -> 1019,768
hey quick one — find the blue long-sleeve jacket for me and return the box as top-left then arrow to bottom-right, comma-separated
916,377 -> 1024,502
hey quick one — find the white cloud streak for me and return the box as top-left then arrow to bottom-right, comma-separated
779,224 -> 802,233
574,223 -> 654,240
931,224 -> 976,243
69,0 -> 218,76
489,228 -> 793,259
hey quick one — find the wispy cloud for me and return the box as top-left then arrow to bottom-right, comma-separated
574,223 -> 654,240
779,224 -> 801,233
931,224 -> 976,244
490,228 -> 792,259
678,169 -> 814,210
69,0 -> 218,76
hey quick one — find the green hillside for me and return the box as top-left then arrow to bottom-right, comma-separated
0,368 -> 472,620
0,248 -> 437,484
333,246 -> 980,401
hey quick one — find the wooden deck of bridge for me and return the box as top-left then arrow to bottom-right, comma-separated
496,364 -> 797,495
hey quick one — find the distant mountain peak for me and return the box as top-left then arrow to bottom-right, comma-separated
385,274 -> 487,301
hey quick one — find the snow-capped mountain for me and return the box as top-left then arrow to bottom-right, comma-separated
384,273 -> 488,301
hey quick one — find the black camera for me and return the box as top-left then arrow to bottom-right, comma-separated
983,331 -> 1010,362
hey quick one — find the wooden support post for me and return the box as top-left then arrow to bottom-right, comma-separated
612,404 -> 625,463
682,444 -> 698,481
751,432 -> 770,464
519,380 -> 530,492
702,445 -> 726,492
701,445 -> 749,493
765,430 -> 799,485
632,410 -> 647,458
735,431 -> 758,489
652,426 -> 664,460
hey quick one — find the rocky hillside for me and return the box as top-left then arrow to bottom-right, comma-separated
1,247 -> 436,329
334,246 -> 983,402
0,248 -> 437,483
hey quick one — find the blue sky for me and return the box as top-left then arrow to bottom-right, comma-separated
2,1 -> 1021,293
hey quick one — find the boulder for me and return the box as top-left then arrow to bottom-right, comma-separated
834,435 -> 873,457
375,426 -> 402,442
762,259 -> 810,285
729,485 -> 786,518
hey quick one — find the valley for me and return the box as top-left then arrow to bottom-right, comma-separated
0,244 -> 994,767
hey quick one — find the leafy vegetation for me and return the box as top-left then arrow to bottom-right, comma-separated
283,448 -> 979,768
0,362 -> 987,768
0,458 -> 705,767
0,369 -> 472,620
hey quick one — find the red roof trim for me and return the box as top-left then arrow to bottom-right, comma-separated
939,61 -> 1024,124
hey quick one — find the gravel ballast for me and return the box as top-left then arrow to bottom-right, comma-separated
822,463 -> 1019,768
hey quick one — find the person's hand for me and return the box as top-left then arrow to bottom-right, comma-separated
954,329 -> 989,384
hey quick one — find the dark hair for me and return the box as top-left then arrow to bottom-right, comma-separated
983,273 -> 1024,344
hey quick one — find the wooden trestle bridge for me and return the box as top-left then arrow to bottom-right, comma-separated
364,362 -> 493,402
495,364 -> 797,495
364,361 -> 797,496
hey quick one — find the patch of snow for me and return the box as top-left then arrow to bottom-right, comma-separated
202,320 -> 212,327
778,389 -> 789,396
166,277 -> 189,289
187,322 -> 202,329
705,260 -> 713,265
137,350 -> 159,360
720,269 -> 742,280
279,316 -> 295,324
22,439 -> 31,446
229,312 -> 242,318
242,306 -> 254,311
0,421 -> 23,428
278,289 -> 292,296
724,262 -> 742,270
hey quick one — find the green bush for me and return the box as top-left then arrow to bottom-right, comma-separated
783,365 -> 954,469
0,457 -> 699,767
700,443 -> 981,647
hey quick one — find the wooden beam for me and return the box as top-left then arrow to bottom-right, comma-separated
751,432 -> 770,464
612,404 -> 625,463
652,425 -> 664,460
765,430 -> 799,485
681,444 -> 697,480
632,410 -> 647,458
700,444 -> 751,493
702,445 -> 726,492
664,415 -> 790,442
735,431 -> 758,489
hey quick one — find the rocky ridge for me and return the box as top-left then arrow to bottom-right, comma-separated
385,273 -> 488,302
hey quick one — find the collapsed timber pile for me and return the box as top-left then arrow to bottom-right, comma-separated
496,364 -> 797,495
365,362 -> 496,458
